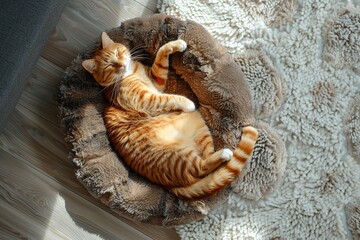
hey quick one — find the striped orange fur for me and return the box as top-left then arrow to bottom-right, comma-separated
82,32 -> 258,200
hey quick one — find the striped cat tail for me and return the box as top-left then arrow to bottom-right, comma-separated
169,126 -> 258,200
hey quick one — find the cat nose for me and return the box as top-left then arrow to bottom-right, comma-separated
111,61 -> 120,67
111,61 -> 123,68
112,62 -> 125,73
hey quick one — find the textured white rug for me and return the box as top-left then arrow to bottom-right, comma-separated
158,0 -> 360,239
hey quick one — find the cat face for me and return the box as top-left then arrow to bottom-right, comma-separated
82,32 -> 130,87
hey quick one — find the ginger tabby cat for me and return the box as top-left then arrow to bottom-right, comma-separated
82,32 -> 258,200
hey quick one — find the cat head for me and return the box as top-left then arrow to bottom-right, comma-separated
82,32 -> 130,87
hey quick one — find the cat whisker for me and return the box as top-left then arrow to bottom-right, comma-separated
110,79 -> 122,104
130,45 -> 149,60
130,45 -> 146,53
131,52 -> 149,57
97,87 -> 107,94
111,76 -> 121,95
132,56 -> 150,61
131,52 -> 148,56
130,49 -> 146,56
96,76 -> 120,95
109,83 -> 116,104
130,51 -> 146,58
97,82 -> 113,94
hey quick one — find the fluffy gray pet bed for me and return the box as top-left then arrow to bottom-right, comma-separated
59,14 -> 286,226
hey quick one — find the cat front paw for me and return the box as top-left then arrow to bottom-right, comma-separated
182,100 -> 196,112
167,39 -> 187,53
174,39 -> 187,52
220,148 -> 233,161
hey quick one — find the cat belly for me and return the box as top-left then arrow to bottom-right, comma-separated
153,111 -> 204,144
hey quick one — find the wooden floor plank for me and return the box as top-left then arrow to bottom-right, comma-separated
20,57 -> 64,125
0,222 -> 30,240
0,149 -> 151,240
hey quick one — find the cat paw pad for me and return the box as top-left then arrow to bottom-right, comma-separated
221,148 -> 233,160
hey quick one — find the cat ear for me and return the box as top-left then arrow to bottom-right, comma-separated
101,32 -> 114,48
82,59 -> 97,74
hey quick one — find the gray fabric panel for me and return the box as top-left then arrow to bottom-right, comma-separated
0,0 -> 68,132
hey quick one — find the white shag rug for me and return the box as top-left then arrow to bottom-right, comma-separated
158,0 -> 360,239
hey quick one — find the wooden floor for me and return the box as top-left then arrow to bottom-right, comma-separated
0,0 -> 180,239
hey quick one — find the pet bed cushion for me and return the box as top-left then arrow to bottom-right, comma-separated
59,14 -> 286,226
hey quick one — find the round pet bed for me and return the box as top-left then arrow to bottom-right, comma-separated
59,14 -> 286,226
